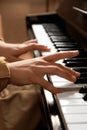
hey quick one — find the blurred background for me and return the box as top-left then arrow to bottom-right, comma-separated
0,0 -> 58,43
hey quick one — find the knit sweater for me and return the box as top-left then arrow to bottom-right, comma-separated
0,56 -> 10,91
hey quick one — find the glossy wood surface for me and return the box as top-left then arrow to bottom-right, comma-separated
56,0 -> 87,48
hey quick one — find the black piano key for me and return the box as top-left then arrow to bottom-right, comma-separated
50,36 -> 70,42
80,73 -> 87,77
54,42 -> 78,46
83,94 -> 87,101
75,77 -> 87,84
65,61 -> 87,67
48,32 -> 64,36
43,23 -> 58,28
57,47 -> 82,51
43,24 -> 62,33
79,86 -> 87,93
55,44 -> 78,48
43,23 -> 87,85
64,57 -> 87,63
73,67 -> 87,73
76,51 -> 87,58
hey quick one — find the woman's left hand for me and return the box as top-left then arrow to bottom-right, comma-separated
0,39 -> 50,62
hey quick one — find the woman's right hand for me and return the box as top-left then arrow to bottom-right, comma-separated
7,51 -> 80,94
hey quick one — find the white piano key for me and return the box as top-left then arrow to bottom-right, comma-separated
51,75 -> 84,90
64,114 -> 87,123
57,92 -> 86,106
62,106 -> 87,114
51,75 -> 70,82
59,98 -> 87,106
32,24 -> 57,56
57,91 -> 83,99
52,80 -> 83,88
68,124 -> 87,130
56,91 -> 87,129
32,23 -> 87,130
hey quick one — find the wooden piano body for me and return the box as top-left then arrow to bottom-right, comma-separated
26,0 -> 87,129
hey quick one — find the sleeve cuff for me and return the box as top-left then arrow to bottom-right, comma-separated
0,57 -> 10,91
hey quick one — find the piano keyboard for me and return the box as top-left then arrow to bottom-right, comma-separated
32,23 -> 87,130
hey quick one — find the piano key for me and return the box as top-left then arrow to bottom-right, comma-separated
54,44 -> 78,48
54,41 -> 78,46
64,114 -> 87,123
80,72 -> 87,77
32,23 -> 87,130
77,51 -> 87,57
75,77 -> 87,84
73,67 -> 87,73
79,86 -> 87,93
57,91 -> 83,99
83,94 -> 87,101
51,75 -> 82,89
54,41 -> 79,46
48,32 -> 64,36
68,124 -> 87,130
57,91 -> 86,106
62,105 -> 87,114
43,23 -> 63,31
43,23 -> 69,38
64,57 -> 87,63
65,61 -> 87,67
32,24 -> 57,55
43,23 -> 62,32
56,90 -> 87,129
57,47 -> 82,51
59,98 -> 86,106
50,35 -> 70,42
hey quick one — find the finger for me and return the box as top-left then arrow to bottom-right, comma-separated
23,43 -> 50,51
16,43 -> 50,56
29,39 -> 37,42
34,65 -> 77,82
37,77 -> 67,94
43,51 -> 79,62
28,39 -> 38,43
53,63 -> 80,78
30,44 -> 50,51
23,39 -> 38,44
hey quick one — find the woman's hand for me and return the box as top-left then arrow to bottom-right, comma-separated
0,39 -> 50,62
7,51 -> 80,94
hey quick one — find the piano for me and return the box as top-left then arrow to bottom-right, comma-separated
26,0 -> 87,129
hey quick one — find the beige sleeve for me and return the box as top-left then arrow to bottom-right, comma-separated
0,57 -> 10,91
0,15 -> 4,41
0,15 -> 10,92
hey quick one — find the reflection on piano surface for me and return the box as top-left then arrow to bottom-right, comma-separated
26,0 -> 87,129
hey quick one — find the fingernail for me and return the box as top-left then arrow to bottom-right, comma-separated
76,72 -> 80,77
72,76 -> 76,82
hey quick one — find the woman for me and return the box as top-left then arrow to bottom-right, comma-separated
0,39 -> 80,93
0,39 -> 80,130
